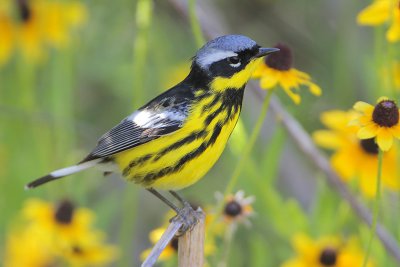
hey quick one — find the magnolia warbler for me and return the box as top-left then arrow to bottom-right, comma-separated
26,35 -> 278,229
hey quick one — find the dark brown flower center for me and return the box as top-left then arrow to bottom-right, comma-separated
170,237 -> 179,251
372,100 -> 399,127
319,247 -> 337,266
54,200 -> 75,224
264,43 -> 293,71
224,200 -> 242,217
360,138 -> 379,155
72,246 -> 83,255
16,0 -> 31,22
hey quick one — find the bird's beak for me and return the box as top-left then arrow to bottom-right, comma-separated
255,47 -> 280,58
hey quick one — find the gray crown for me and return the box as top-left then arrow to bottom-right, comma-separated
195,35 -> 257,68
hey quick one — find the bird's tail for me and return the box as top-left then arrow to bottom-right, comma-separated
25,159 -> 101,190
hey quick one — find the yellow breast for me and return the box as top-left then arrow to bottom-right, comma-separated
113,90 -> 242,190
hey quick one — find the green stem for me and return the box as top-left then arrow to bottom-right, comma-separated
219,225 -> 236,267
132,0 -> 153,107
362,149 -> 383,267
118,187 -> 139,267
188,0 -> 205,48
224,89 -> 273,196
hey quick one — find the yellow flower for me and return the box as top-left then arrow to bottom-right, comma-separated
4,198 -> 118,267
4,224 -> 56,267
357,0 -> 400,43
313,110 -> 400,197
353,98 -> 400,151
60,231 -> 118,267
0,0 -> 87,66
252,43 -> 322,104
22,199 -> 94,242
281,233 -> 374,267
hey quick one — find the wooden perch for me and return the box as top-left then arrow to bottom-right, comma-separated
178,211 -> 205,267
141,209 -> 205,267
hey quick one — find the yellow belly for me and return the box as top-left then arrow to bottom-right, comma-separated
114,95 -> 240,190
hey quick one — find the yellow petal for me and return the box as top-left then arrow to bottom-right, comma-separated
359,114 -> 373,125
387,11 -> 400,42
140,248 -> 152,261
359,171 -> 377,198
292,233 -> 314,255
281,86 -> 301,104
149,228 -> 165,244
390,123 -> 400,138
260,74 -> 278,89
357,0 -> 391,25
331,151 -> 357,181
252,63 -> 267,78
353,101 -> 374,113
376,129 -> 394,151
320,110 -> 350,130
308,82 -> 322,96
313,130 -> 344,149
291,68 -> 311,80
357,124 -> 378,139
376,96 -> 389,102
65,2 -> 87,27
0,15 -> 13,66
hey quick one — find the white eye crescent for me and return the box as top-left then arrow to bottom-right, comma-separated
227,56 -> 241,68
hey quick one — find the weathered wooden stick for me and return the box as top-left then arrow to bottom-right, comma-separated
141,219 -> 183,267
178,210 -> 205,267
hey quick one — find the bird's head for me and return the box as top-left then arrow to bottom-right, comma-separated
191,35 -> 279,91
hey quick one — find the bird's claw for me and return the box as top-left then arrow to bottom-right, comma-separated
170,203 -> 202,236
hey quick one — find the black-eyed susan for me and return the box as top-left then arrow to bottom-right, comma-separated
313,109 -> 400,197
60,232 -> 119,267
4,198 -> 118,267
353,98 -> 400,151
357,0 -> 400,43
252,43 -> 322,104
22,199 -> 94,242
215,190 -> 255,226
0,0 -> 86,66
281,233 -> 374,267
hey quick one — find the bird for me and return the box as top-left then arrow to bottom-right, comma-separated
26,34 -> 279,230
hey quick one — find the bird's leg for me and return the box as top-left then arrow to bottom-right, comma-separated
169,190 -> 190,207
169,190 -> 203,235
147,188 -> 180,213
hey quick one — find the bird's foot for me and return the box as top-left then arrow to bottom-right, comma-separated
170,202 -> 203,236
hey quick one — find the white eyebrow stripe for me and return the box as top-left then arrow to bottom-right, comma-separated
196,50 -> 237,68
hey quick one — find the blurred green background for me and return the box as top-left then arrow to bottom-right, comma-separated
1,0 -> 399,266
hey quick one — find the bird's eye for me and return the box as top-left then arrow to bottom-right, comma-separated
227,56 -> 241,67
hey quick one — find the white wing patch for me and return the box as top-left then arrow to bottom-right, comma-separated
196,50 -> 237,68
129,108 -> 186,128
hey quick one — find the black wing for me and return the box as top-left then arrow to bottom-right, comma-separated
81,85 -> 194,162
